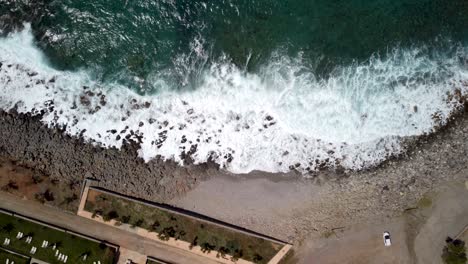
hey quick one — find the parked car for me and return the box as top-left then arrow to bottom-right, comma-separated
383,231 -> 391,246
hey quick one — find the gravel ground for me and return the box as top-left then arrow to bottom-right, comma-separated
0,98 -> 468,244
173,109 -> 468,242
0,109 -> 220,202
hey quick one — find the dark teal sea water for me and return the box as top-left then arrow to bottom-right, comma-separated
2,0 -> 468,92
0,0 -> 468,173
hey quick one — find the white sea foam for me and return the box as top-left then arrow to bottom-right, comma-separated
1,25 -> 467,174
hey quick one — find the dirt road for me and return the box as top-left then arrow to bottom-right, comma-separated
297,217 -> 412,264
413,181 -> 468,264
293,180 -> 468,264
0,192 -> 220,264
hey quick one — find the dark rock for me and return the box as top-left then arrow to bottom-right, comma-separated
79,96 -> 91,106
0,110 -> 219,202
99,95 -> 107,106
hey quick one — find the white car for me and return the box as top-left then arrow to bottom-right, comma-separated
383,231 -> 392,246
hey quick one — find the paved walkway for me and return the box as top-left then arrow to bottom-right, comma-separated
79,186 -> 252,264
79,210 -> 253,264
118,247 -> 148,264
267,244 -> 292,264
0,192 -> 220,264
79,185 -> 292,264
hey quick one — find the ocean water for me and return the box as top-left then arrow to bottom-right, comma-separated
0,0 -> 467,174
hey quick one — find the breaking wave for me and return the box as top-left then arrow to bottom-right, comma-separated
1,25 -> 467,174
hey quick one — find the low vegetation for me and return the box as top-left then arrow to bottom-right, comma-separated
417,196 -> 432,208
85,189 -> 283,263
442,237 -> 467,264
0,158 -> 81,212
0,248 -> 30,264
0,211 -> 116,264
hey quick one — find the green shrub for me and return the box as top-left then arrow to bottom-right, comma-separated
148,221 -> 160,232
217,247 -> 230,258
44,189 -> 55,201
253,253 -> 263,263
189,236 -> 198,250
2,223 -> 15,233
120,215 -> 131,224
442,237 -> 467,264
102,211 -> 119,222
92,209 -> 103,218
231,249 -> 243,261
131,219 -> 144,228
176,230 -> 186,240
158,226 -> 176,241
201,242 -> 216,253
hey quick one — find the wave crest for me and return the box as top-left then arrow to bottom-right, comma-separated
0,25 -> 467,174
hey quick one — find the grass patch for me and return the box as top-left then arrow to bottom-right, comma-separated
0,248 -> 30,264
0,212 -> 116,264
85,189 -> 283,263
442,237 -> 467,264
417,196 -> 432,208
0,158 -> 81,213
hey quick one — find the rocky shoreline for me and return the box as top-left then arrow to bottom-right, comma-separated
0,109 -> 222,202
298,106 -> 468,237
0,87 -> 468,243
0,95 -> 467,203
170,103 -> 468,242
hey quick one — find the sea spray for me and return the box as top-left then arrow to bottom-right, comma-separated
0,25 -> 467,174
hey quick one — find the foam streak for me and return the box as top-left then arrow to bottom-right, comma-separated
0,25 -> 467,174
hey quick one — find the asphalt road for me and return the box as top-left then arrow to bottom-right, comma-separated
0,192 -> 220,264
